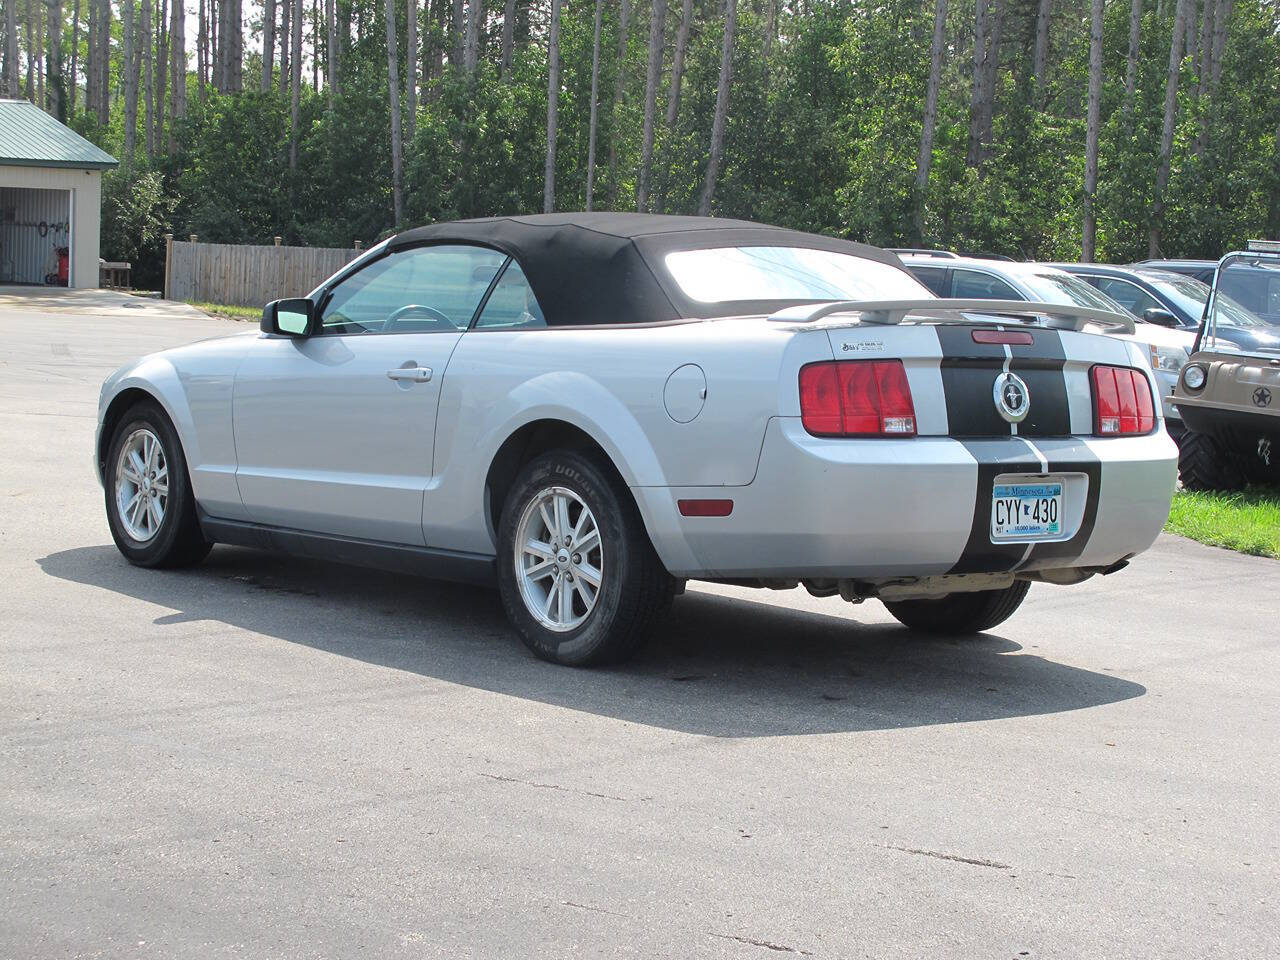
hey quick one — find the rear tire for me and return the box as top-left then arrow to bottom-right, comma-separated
104,401 -> 212,569
497,450 -> 675,666
1178,430 -> 1245,492
883,580 -> 1031,635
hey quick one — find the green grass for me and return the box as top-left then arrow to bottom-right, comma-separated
188,301 -> 261,322
1165,488 -> 1280,559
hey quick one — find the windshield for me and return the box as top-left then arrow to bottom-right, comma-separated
1200,256 -> 1280,353
664,246 -> 933,303
1145,273 -> 1264,328
1020,272 -> 1135,316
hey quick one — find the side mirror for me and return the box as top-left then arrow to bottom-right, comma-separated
1143,307 -> 1179,328
261,298 -> 315,336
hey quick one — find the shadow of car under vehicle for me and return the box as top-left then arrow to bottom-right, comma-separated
38,544 -> 1146,738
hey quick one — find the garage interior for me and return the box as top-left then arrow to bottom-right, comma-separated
0,186 -> 72,285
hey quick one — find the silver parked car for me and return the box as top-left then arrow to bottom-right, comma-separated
97,215 -> 1177,666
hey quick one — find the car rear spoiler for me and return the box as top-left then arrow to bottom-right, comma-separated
768,298 -> 1136,335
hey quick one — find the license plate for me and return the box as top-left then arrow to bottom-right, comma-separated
991,482 -> 1063,541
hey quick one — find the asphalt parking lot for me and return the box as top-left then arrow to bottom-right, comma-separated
2,288 -> 1277,959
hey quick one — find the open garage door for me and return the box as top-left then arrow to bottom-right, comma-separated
0,187 -> 72,286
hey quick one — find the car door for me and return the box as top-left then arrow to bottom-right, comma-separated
232,243 -> 507,545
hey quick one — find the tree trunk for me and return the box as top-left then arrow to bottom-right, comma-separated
500,0 -> 514,75
1032,0 -> 1050,99
97,0 -> 110,120
1123,0 -> 1141,114
4,0 -> 18,97
197,0 -> 207,99
46,0 -> 65,119
327,0 -> 336,102
1193,0 -> 1212,82
312,0 -> 318,91
451,0 -> 463,68
965,0 -> 989,167
84,0 -> 96,113
1150,0 -> 1189,258
697,0 -> 736,217
605,0 -> 632,207
656,0 -> 690,211
543,0 -> 561,212
156,0 -> 168,145
584,0 -> 603,209
123,0 -> 138,163
262,0 -> 276,89
1082,0 -> 1103,261
763,0 -> 776,59
405,0 -> 416,135
289,0 -> 301,169
636,0 -> 666,212
169,0 -> 185,146
385,0 -> 403,225
914,0 -> 947,241
977,0 -> 1004,156
1207,0 -> 1231,92
211,0 -> 222,90
142,0 -> 154,154
278,0 -> 290,93
230,0 -> 242,91
464,0 -> 479,72
69,0 -> 80,112
34,0 -> 42,107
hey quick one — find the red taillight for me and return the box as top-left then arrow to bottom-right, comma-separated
1091,365 -> 1155,435
799,360 -> 916,437
677,499 -> 734,517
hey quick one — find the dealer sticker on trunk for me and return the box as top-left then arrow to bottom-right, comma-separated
991,482 -> 1063,541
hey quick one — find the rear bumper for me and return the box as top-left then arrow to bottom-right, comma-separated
637,418 -> 1177,579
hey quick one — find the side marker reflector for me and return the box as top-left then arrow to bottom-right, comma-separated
678,499 -> 734,517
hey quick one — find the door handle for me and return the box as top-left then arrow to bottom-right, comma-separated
387,366 -> 432,382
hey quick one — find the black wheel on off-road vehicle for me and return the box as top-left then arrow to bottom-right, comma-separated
1177,430 -> 1245,492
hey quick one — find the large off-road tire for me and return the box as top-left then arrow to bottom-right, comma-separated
883,580 -> 1031,635
1177,430 -> 1245,492
496,450 -> 675,666
104,401 -> 212,568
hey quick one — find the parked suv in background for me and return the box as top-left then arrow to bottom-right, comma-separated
1055,263 -> 1280,353
898,256 -> 1194,436
1139,257 -> 1280,325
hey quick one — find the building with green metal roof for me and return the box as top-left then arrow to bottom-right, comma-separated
0,100 -> 119,288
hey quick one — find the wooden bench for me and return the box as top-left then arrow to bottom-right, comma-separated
100,261 -> 132,290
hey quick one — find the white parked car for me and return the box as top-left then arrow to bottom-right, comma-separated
96,215 -> 1177,665
897,255 -> 1196,436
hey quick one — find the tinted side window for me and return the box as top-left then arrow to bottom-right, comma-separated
950,269 -> 1021,300
908,266 -> 949,297
474,260 -> 547,329
318,245 -> 506,334
1095,277 -> 1159,315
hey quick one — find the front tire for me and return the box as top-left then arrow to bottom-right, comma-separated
883,580 -> 1031,635
497,450 -> 675,666
1178,430 -> 1245,491
104,401 -> 211,568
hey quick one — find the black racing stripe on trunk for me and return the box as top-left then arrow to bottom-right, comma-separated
1020,438 -> 1102,568
949,439 -> 1045,574
936,326 -> 1072,438
1008,361 -> 1071,436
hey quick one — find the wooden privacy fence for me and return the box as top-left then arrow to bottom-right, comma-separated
164,235 -> 364,308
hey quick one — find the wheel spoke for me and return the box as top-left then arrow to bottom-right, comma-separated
525,538 -> 555,561
129,449 -> 147,478
539,502 -> 558,540
575,562 -> 602,588
524,558 -> 555,580
543,580 -> 559,618
558,574 -> 572,623
151,480 -> 169,495
573,577 -> 595,609
574,529 -> 600,556
129,492 -> 147,527
555,495 -> 572,545
153,463 -> 168,484
148,498 -> 163,530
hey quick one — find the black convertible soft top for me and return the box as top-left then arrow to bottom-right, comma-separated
386,213 -> 906,327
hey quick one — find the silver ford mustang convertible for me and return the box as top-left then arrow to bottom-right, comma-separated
96,214 -> 1178,665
